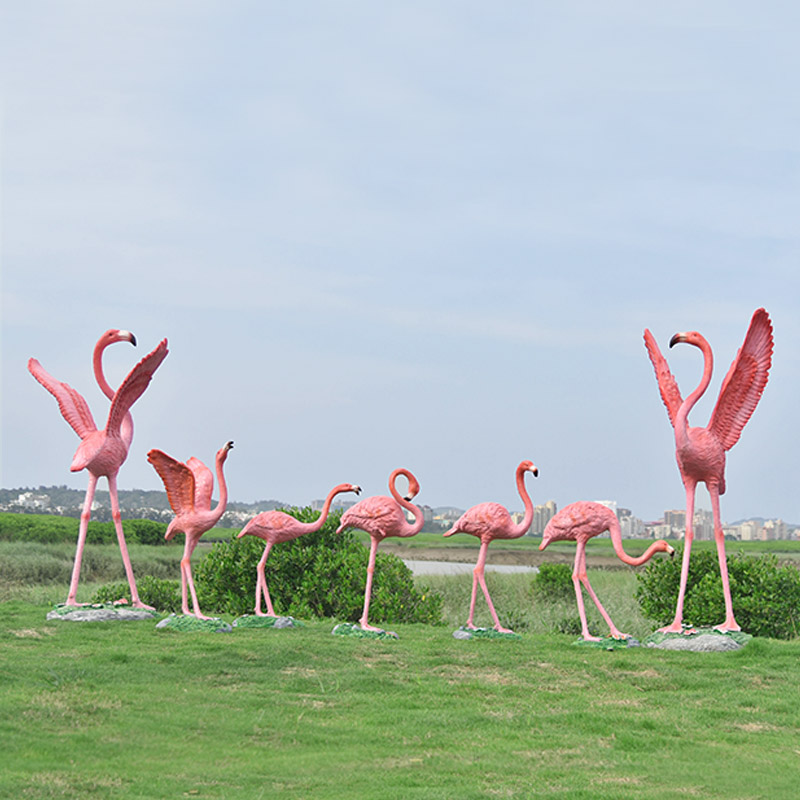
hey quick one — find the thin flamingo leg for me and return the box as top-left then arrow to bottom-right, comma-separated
359,537 -> 383,631
659,483 -> 696,633
183,540 -> 209,619
66,474 -> 98,606
474,542 -> 513,633
465,542 -> 486,629
710,486 -> 740,632
577,549 -> 628,639
572,543 -> 601,642
109,476 -> 152,609
256,543 -> 276,616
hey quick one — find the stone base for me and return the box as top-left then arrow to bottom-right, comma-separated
453,626 -> 521,640
332,622 -> 398,639
644,628 -> 751,651
232,614 -> 303,629
155,614 -> 232,633
47,603 -> 158,622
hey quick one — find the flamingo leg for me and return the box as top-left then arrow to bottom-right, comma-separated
65,473 -> 98,606
473,541 -> 513,633
572,542 -> 601,642
256,543 -> 276,617
359,537 -> 383,631
108,475 -> 152,610
183,539 -> 209,619
576,546 -> 628,639
659,482 -> 696,633
710,486 -> 740,633
465,546 -> 482,629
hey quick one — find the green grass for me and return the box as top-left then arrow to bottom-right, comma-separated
2,600 -> 800,799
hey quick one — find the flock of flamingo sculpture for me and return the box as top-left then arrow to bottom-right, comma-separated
28,308 -> 773,639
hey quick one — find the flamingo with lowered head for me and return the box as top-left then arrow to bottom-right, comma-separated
147,441 -> 234,618
444,460 -> 538,633
644,308 -> 773,633
336,468 -> 424,631
237,482 -> 361,617
540,501 -> 674,641
29,330 -> 168,608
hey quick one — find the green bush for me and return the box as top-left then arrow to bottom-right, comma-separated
193,507 -> 443,624
635,546 -> 800,639
531,562 -> 574,601
92,576 -> 183,613
0,512 -> 169,545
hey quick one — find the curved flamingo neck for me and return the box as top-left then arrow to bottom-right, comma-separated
510,466 -> 535,536
607,516 -> 664,566
211,453 -> 229,523
389,469 -> 424,536
306,485 -> 351,533
677,337 -> 713,433
94,337 -> 133,447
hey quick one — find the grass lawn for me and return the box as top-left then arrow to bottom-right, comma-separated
3,598 -> 800,799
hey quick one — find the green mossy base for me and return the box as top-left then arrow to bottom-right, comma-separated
232,614 -> 304,629
573,636 -> 640,650
47,602 -> 159,622
453,626 -> 521,640
155,614 -> 232,633
331,622 -> 398,640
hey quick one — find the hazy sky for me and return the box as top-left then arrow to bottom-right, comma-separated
2,2 -> 798,524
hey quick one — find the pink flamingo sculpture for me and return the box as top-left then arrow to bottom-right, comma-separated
336,468 -> 424,631
237,483 -> 362,617
644,308 -> 773,633
147,441 -> 234,619
444,460 -> 539,633
28,330 -> 168,607
540,501 -> 674,641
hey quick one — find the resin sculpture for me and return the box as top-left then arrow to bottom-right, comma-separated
336,468 -> 424,632
444,460 -> 538,633
28,330 -> 168,608
237,482 -> 361,617
540,501 -> 674,641
644,308 -> 773,633
147,441 -> 234,618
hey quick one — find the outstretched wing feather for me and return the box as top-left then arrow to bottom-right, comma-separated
147,449 -> 195,514
186,457 -> 214,511
643,329 -> 683,428
710,309 -> 773,451
28,358 -> 98,439
106,339 -> 168,435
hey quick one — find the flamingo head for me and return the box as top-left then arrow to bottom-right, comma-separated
669,331 -> 706,350
403,473 -> 421,502
348,484 -> 362,496
100,329 -> 137,348
519,460 -> 539,478
217,441 -> 234,462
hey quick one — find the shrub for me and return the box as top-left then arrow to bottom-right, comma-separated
0,512 -> 169,545
531,562 -> 574,601
92,576 -> 183,613
193,507 -> 443,624
635,546 -> 800,639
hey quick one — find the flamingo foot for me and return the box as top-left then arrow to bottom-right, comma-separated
657,621 -> 695,635
494,625 -> 515,635
580,634 -> 603,642
132,601 -> 155,611
609,631 -> 631,641
359,621 -> 385,633
713,619 -> 741,634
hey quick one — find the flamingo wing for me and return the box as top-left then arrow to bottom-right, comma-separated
28,358 -> 98,439
709,308 -> 773,452
105,339 -> 168,436
147,449 -> 196,514
186,457 -> 214,511
643,329 -> 683,428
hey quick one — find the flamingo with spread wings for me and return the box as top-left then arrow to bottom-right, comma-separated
147,441 -> 234,619
29,331 -> 168,607
644,308 -> 773,633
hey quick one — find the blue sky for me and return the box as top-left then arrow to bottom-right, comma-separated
2,2 -> 798,523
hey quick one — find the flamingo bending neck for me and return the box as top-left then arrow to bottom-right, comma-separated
389,468 -> 424,537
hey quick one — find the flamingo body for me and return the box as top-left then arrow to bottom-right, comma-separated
29,331 -> 168,607
644,308 -> 773,633
148,441 -> 234,619
540,501 -> 674,641
238,483 -> 361,617
444,460 -> 538,632
336,468 -> 424,631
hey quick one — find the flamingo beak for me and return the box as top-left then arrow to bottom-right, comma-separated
531,467 -> 539,477
669,333 -> 687,348
667,545 -> 675,557
227,441 -> 234,450
119,330 -> 136,346
354,486 -> 362,495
